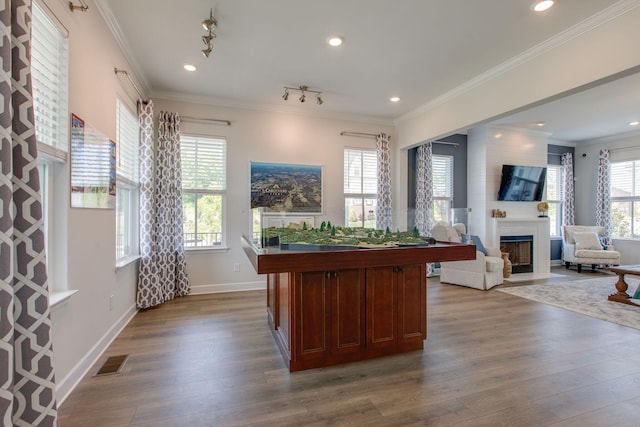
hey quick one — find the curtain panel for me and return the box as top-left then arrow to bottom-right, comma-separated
137,109 -> 190,309
561,152 -> 575,226
376,133 -> 392,231
595,149 -> 612,246
415,143 -> 435,276
0,1 -> 58,425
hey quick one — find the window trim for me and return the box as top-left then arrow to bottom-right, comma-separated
115,98 -> 140,261
546,164 -> 564,237
344,147 -> 378,228
181,134 -> 227,249
432,154 -> 454,224
610,159 -> 640,239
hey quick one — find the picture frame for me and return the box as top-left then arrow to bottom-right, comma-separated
250,161 -> 322,214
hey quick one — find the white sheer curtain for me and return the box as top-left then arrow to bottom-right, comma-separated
415,143 -> 435,276
376,133 -> 392,230
595,149 -> 612,246
0,1 -> 58,424
137,109 -> 190,309
561,152 -> 575,226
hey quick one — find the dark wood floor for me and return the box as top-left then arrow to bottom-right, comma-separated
58,267 -> 640,426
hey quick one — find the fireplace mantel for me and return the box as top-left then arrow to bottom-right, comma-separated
488,217 -> 550,281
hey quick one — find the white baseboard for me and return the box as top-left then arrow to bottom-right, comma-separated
55,303 -> 138,405
190,280 -> 266,295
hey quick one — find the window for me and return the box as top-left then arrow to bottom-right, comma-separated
181,135 -> 227,248
432,155 -> 453,223
344,148 -> 377,228
546,164 -> 563,236
115,99 -> 139,261
32,0 -> 69,294
611,160 -> 640,238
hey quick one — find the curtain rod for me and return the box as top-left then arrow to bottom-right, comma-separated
340,131 -> 378,139
114,68 -> 144,99
433,140 -> 459,147
181,116 -> 232,126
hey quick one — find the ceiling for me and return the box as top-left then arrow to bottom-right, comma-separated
99,0 -> 639,141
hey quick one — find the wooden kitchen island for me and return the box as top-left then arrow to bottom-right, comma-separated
242,235 -> 475,371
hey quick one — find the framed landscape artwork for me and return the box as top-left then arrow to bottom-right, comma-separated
250,161 -> 322,214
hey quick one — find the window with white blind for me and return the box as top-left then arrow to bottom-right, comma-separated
32,0 -> 69,158
546,164 -> 564,236
181,135 -> 227,248
432,155 -> 453,223
344,148 -> 377,228
115,99 -> 139,261
611,160 -> 640,238
32,0 -> 69,297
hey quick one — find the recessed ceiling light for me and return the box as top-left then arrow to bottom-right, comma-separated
390,96 -> 400,103
630,121 -> 640,126
536,122 -> 545,127
531,0 -> 555,12
494,133 -> 503,139
184,64 -> 197,72
327,36 -> 343,47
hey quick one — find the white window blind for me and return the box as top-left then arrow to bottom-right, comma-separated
32,1 -> 69,159
116,100 -> 139,184
181,136 -> 227,191
432,155 -> 453,198
344,148 -> 377,194
611,161 -> 640,198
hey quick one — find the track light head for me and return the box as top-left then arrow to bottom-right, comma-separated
202,47 -> 212,58
202,9 -> 217,31
316,95 -> 323,105
299,94 -> 306,103
282,89 -> 289,101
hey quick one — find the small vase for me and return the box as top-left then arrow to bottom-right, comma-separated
501,252 -> 512,278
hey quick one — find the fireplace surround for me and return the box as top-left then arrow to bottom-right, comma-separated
488,218 -> 550,281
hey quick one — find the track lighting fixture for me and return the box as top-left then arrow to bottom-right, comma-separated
200,8 -> 217,58
282,85 -> 324,106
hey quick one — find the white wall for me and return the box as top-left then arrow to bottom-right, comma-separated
575,130 -> 640,264
467,126 -> 549,243
44,0 -> 144,402
153,98 -> 395,293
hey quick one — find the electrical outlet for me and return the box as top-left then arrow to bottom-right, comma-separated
109,295 -> 114,311
233,263 -> 240,272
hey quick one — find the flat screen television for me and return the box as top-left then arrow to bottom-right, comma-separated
497,164 -> 547,201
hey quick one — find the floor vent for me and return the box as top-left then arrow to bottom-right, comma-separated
94,354 -> 129,377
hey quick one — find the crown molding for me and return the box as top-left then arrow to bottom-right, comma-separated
151,90 -> 396,127
397,0 -> 640,125
93,0 -> 151,98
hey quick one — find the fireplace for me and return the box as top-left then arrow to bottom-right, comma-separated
500,235 -> 533,274
488,218 -> 550,281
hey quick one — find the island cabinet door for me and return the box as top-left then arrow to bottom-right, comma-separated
365,266 -> 397,350
331,268 -> 366,355
293,271 -> 332,362
396,264 -> 427,343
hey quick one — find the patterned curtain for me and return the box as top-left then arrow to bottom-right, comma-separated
415,143 -> 435,276
561,153 -> 575,226
137,110 -> 190,309
0,1 -> 58,424
596,149 -> 612,246
376,133 -> 392,230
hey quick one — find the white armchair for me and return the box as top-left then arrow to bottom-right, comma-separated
431,221 -> 504,290
562,225 -> 620,273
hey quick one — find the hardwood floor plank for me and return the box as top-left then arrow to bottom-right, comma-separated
58,268 -> 640,426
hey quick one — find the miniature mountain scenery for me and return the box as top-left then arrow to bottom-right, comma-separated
263,221 -> 434,249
